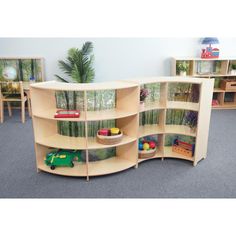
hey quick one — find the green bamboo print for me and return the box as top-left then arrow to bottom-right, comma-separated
139,110 -> 159,126
0,59 -> 43,82
166,109 -> 198,126
87,90 -> 115,111
142,83 -> 160,104
88,147 -> 116,162
165,134 -> 195,146
168,83 -> 200,103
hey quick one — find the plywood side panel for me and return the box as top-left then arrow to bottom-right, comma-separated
194,79 -> 214,165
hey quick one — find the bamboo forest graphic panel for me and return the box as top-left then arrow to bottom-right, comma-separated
142,82 -> 161,104
88,147 -> 116,162
165,134 -> 195,146
139,110 -> 160,126
0,58 -> 44,82
168,83 -> 200,103
55,91 -> 85,111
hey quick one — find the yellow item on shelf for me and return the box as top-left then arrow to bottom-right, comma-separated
143,143 -> 150,150
110,127 -> 120,135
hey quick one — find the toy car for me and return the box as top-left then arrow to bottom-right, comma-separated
45,149 -> 82,170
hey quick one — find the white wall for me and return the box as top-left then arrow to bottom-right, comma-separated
0,38 -> 236,82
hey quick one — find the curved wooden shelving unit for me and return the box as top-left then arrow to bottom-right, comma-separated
30,77 -> 214,180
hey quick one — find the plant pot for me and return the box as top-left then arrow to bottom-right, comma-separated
230,70 -> 236,75
180,71 -> 187,76
140,101 -> 145,111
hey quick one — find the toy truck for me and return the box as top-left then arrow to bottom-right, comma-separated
45,149 -> 82,170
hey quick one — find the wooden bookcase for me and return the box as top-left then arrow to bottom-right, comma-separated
171,58 -> 236,109
30,77 -> 213,180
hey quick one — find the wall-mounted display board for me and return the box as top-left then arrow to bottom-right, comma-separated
30,77 -> 213,180
0,57 -> 45,82
171,58 -> 236,109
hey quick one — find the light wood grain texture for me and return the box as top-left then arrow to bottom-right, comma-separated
36,133 -> 87,149
88,157 -> 136,176
164,146 -> 194,161
30,77 -> 213,178
139,101 -> 165,112
87,135 -> 136,150
165,125 -> 196,137
87,109 -> 137,121
194,79 -> 214,165
33,108 -> 86,121
139,124 -> 164,137
30,80 -> 139,91
138,149 -> 163,163
167,101 -> 199,111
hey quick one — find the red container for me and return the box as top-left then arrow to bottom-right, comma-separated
99,129 -> 109,136
54,110 -> 80,118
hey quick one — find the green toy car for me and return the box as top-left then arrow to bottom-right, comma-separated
45,149 -> 82,170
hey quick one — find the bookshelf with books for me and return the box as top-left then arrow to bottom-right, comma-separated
171,58 -> 236,109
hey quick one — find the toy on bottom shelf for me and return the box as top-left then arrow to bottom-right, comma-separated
97,127 -> 123,145
172,138 -> 195,157
138,138 -> 157,159
45,149 -> 82,170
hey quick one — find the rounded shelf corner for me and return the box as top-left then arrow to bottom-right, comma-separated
38,162 -> 88,177
164,146 -> 194,162
88,157 -> 136,176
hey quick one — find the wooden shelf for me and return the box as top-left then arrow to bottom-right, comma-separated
172,58 -> 236,110
214,88 -> 225,93
132,76 -> 204,84
139,125 -> 164,137
212,103 -> 236,109
36,134 -> 87,149
31,80 -> 139,91
30,77 -> 213,179
167,101 -> 199,111
86,109 -> 137,121
38,162 -> 87,177
140,101 -> 165,112
88,157 -> 136,176
138,149 -> 163,163
165,125 -> 196,137
87,135 -> 136,149
33,108 -> 86,121
164,146 -> 194,161
194,74 -> 236,77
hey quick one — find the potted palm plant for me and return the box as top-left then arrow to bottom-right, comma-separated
230,64 -> 236,75
55,42 -> 95,83
177,61 -> 189,76
55,42 -> 95,137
